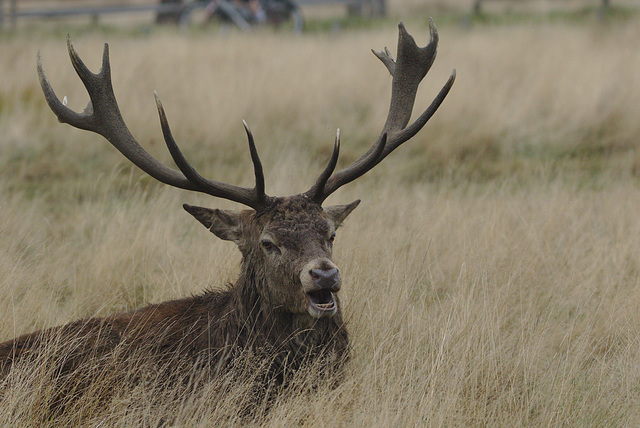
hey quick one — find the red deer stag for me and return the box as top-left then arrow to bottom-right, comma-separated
0,20 -> 454,400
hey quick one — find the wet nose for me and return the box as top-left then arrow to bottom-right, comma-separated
309,268 -> 341,291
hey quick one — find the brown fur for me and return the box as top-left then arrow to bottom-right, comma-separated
0,195 -> 357,408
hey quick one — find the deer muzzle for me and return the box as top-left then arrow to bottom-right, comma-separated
300,260 -> 341,319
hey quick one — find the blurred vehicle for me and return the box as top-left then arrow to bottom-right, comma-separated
179,0 -> 304,32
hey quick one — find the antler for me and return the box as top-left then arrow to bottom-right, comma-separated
306,19 -> 456,203
37,35 -> 268,210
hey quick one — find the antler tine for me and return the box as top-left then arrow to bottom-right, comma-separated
305,131 -> 387,202
385,69 -> 455,148
308,20 -> 455,203
308,129 -> 341,203
38,36 -> 269,210
154,94 -> 261,208
66,34 -> 107,103
38,49 -> 91,131
242,120 -> 267,206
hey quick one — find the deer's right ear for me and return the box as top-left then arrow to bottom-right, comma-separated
183,204 -> 243,243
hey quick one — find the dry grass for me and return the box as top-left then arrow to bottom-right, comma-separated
1,11 -> 640,426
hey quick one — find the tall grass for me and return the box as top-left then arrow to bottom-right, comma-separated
1,13 -> 640,425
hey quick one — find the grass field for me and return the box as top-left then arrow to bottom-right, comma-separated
1,3 -> 640,425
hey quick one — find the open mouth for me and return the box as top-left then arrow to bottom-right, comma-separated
306,289 -> 337,318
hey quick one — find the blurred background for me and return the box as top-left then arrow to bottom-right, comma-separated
1,0 -> 637,31
2,0 -> 640,425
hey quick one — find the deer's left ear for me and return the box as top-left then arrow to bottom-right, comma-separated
324,199 -> 360,229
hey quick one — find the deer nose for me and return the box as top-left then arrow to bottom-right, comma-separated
309,268 -> 341,291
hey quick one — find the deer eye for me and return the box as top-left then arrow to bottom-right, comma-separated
328,232 -> 336,246
261,239 -> 281,255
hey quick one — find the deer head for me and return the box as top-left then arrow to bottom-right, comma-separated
36,20 -> 455,320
